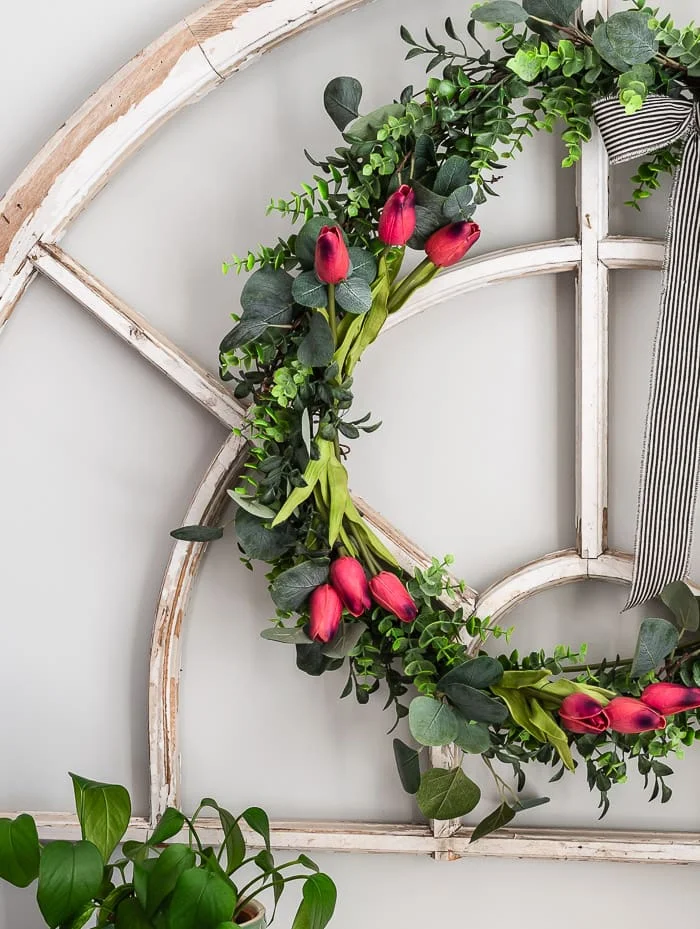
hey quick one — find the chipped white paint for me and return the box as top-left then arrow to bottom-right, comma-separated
2,0 -> 700,864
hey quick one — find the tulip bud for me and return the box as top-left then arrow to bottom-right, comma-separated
641,682 -> 700,715
309,584 -> 343,643
425,221 -> 480,268
314,226 -> 350,284
559,693 -> 609,734
378,184 -> 417,246
369,572 -> 418,623
605,696 -> 666,734
330,557 -> 372,617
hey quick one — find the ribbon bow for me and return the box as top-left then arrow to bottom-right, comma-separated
593,95 -> 700,608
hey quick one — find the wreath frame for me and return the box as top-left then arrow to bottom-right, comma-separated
1,0 -> 700,863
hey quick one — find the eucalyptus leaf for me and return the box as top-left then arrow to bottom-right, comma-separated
347,247 -> 377,284
270,560 -> 330,611
603,10 -> 658,65
296,641 -> 331,676
416,767 -> 481,820
322,622 -> 365,659
454,719 -> 491,754
335,276 -> 373,314
235,509 -> 296,562
0,815 -> 40,888
471,1 -> 528,23
434,155 -> 471,196
591,21 -> 631,71
393,739 -> 421,794
220,268 -> 295,351
441,682 -> 508,725
323,76 -> 363,131
408,696 -> 459,747
443,185 -> 476,221
292,271 -> 328,309
407,183 -> 447,249
227,492 -> 276,520
170,525 -> 224,543
470,802 -> 516,843
261,626 -> 313,645
631,617 -> 679,677
298,313 -> 335,367
344,104 -> 405,142
660,581 -> 699,632
522,0 -> 582,23
438,656 -> 503,691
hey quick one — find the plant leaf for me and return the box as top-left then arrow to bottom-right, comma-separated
0,815 -> 40,887
434,156 -> 471,197
602,10 -> 658,65
471,0 -> 528,23
440,682 -> 508,725
660,581 -> 699,632
290,872 -> 337,929
438,656 -> 503,691
269,560 -> 330,612
335,276 -> 373,315
292,271 -> 328,309
235,509 -> 296,562
408,696 -> 459,746
242,807 -> 270,851
632,617 -> 679,677
522,0 -> 582,23
454,719 -> 491,754
220,268 -> 294,351
170,525 -> 224,542
470,802 -> 516,843
323,76 -> 362,131
261,626 -> 312,645
393,739 -> 421,794
298,313 -> 335,367
227,492 -> 276,520
148,808 -> 185,846
416,768 -> 481,819
146,843 -> 195,916
322,622 -> 365,659
70,773 -> 131,862
347,247 -> 377,283
37,841 -> 103,929
168,870 -> 237,929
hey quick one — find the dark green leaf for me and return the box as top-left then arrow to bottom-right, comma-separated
70,773 -> 131,862
472,1 -> 528,24
221,268 -> 295,350
298,854 -> 319,872
323,76 -> 363,131
335,276 -> 372,314
296,642 -> 330,676
408,696 -> 459,746
168,870 -> 237,929
393,739 -> 421,794
438,656 -> 503,691
631,617 -> 679,677
407,183 -> 447,249
235,509 -> 295,562
290,873 -> 337,929
115,899 -> 153,929
298,313 -> 335,367
443,185 -> 476,221
469,802 -> 516,843
321,622 -> 365,659
148,808 -> 185,846
146,844 -> 195,916
292,272 -> 328,309
269,560 -> 329,611
416,768 -> 481,819
197,800 -> 246,876
170,525 -> 224,542
0,815 -> 40,887
660,581 -> 699,632
441,682 -> 508,725
242,807 -> 270,851
38,841 -> 103,929
522,0 -> 582,23
513,795 -> 551,811
63,902 -> 96,929
433,156 -> 471,196
348,247 -> 377,284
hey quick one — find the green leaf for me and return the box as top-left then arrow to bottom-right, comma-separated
63,902 -> 96,929
70,773 -> 131,862
393,739 -> 421,794
269,560 -> 330,611
295,218 -> 347,271
513,795 -> 551,811
0,814 -> 40,887
220,268 -> 295,350
261,626 -> 312,645
347,247 -> 377,284
235,509 -> 295,562
298,313 -> 335,367
591,21 -> 631,71
198,800 -> 246,875
168,870 -> 237,929
146,843 -> 196,916
507,45 -> 544,82
522,0 -> 582,23
148,807 -> 185,846
115,899 -> 153,929
296,641 -> 330,676
661,581 -> 699,632
170,525 -> 224,542
37,841 -> 103,929
408,696 -> 459,747
443,185 -> 475,221
469,802 -> 516,843
227,492 -> 276,520
416,768 -> 481,819
291,873 -> 337,929
322,622 -> 365,659
471,1 -> 528,24
335,276 -> 373,314
632,617 -> 679,677
528,700 -> 574,771
454,719 -> 491,754
441,682 -> 508,725
292,271 -> 328,309
602,11 -> 658,65
438,656 -> 503,691
242,807 -> 270,851
344,104 -> 405,142
323,76 -> 363,131
407,183 -> 447,249
434,156 -> 471,196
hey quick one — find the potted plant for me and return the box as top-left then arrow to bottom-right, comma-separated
0,772 -> 337,928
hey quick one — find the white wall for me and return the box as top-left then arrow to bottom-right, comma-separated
1,0 -> 699,925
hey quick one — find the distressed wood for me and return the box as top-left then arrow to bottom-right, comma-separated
599,236 -> 665,269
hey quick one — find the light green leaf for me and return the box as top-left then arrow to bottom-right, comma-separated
408,696 -> 459,746
416,768 -> 481,819
335,276 -> 373,314
660,581 -> 699,632
228,492 -> 276,520
38,841 -> 103,929
269,560 -> 330,612
528,700 -> 574,771
292,271 -> 328,309
0,815 -> 40,887
271,439 -> 332,527
507,45 -> 543,82
344,104 -> 405,142
70,773 -> 131,862
454,719 -> 491,754
632,617 -> 679,677
322,623 -> 365,659
326,452 -> 349,545
261,626 -> 312,645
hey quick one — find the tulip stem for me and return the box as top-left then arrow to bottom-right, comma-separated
328,284 -> 337,344
387,258 -> 440,314
351,529 -> 381,576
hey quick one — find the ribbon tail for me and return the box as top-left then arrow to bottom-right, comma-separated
627,131 -> 700,608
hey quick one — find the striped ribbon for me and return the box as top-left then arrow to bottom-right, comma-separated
593,95 -> 700,608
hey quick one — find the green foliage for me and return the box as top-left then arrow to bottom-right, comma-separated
631,617 -> 679,677
416,767 -> 481,819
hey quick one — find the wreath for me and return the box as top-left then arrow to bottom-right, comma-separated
173,0 -> 700,838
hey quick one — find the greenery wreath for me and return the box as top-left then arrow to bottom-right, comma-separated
173,0 -> 700,837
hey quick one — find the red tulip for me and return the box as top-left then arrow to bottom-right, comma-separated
425,221 -> 480,268
641,682 -> 700,715
378,184 -> 417,246
559,693 -> 609,734
605,697 -> 666,734
369,572 -> 418,623
309,584 -> 343,643
314,226 -> 350,284
330,557 -> 371,617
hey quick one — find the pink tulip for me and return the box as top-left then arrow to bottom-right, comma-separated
309,584 -> 343,643
378,184 -> 416,246
605,697 -> 666,734
641,682 -> 700,715
425,221 -> 480,268
329,557 -> 371,617
369,572 -> 418,623
559,693 -> 609,734
314,226 -> 350,284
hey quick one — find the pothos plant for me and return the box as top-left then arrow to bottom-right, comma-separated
172,0 -> 700,838
0,773 -> 336,928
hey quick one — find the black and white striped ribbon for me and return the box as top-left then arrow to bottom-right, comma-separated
593,95 -> 700,608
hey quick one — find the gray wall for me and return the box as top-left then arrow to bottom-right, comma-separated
0,0 -> 698,924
